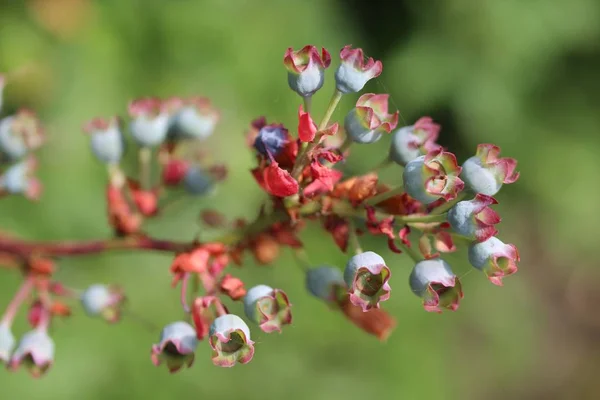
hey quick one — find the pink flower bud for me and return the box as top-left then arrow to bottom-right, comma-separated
344,94 -> 398,144
170,97 -> 220,140
344,251 -> 391,312
0,110 -> 45,162
151,321 -> 198,373
335,45 -> 382,94
306,266 -> 347,303
83,116 -> 125,164
80,284 -> 125,323
209,314 -> 254,367
403,149 -> 464,204
0,322 -> 15,364
284,45 -> 331,97
128,98 -> 171,147
468,236 -> 519,286
0,156 -> 42,200
9,329 -> 55,378
389,117 -> 442,165
447,194 -> 501,242
461,144 -> 519,196
243,285 -> 292,333
409,258 -> 463,313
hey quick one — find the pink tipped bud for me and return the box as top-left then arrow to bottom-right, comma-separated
461,144 -> 519,196
335,46 -> 383,94
344,94 -> 398,144
409,258 -> 463,313
209,314 -> 254,367
389,117 -> 442,165
243,285 -> 292,333
305,266 -> 347,303
344,251 -> 391,312
0,156 -> 42,200
170,97 -> 220,140
9,329 -> 55,378
448,194 -> 501,242
80,284 -> 125,323
0,110 -> 45,161
151,321 -> 198,373
468,236 -> 519,286
284,45 -> 331,97
128,98 -> 170,147
83,116 -> 125,164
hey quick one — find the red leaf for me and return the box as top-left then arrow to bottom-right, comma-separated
263,162 -> 299,197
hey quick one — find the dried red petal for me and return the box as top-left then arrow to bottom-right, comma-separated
219,274 -> 246,300
323,215 -> 350,252
338,294 -> 396,341
263,162 -> 299,197
298,105 -> 317,142
251,234 -> 280,265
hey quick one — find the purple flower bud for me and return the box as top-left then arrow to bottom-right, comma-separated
0,110 -> 44,162
389,117 -> 441,165
461,144 -> 519,196
128,98 -> 170,147
209,314 -> 254,367
183,166 -> 214,195
0,322 -> 15,364
284,46 -> 331,97
170,97 -> 219,140
83,116 -> 125,164
409,258 -> 463,313
253,124 -> 289,157
9,329 -> 55,378
403,150 -> 464,205
243,285 -> 292,333
448,194 -> 501,242
344,94 -> 398,144
344,251 -> 391,312
305,266 -> 346,303
468,236 -> 519,286
0,157 -> 42,200
151,321 -> 198,373
80,284 -> 125,323
334,46 -> 383,94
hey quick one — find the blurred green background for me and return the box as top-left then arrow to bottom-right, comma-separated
1,0 -> 599,398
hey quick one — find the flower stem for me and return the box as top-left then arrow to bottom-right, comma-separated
364,186 -> 404,206
291,249 -> 310,273
138,147 -> 152,190
431,192 -> 467,214
394,240 -> 422,263
318,89 -> 343,131
214,299 -> 228,317
303,95 -> 312,115
348,219 -> 363,255
338,136 -> 353,154
180,273 -> 191,313
1,276 -> 34,326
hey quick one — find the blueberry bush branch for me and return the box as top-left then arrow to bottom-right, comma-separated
0,44 -> 521,377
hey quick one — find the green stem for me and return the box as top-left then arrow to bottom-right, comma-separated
318,89 -> 343,131
348,219 -> 363,255
431,192 -> 468,214
303,96 -> 312,114
394,240 -> 422,263
364,186 -> 404,206
291,249 -> 311,273
338,136 -> 353,154
371,157 -> 394,173
138,147 -> 152,190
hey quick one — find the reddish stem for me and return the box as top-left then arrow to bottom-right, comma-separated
0,235 -> 194,258
1,275 -> 35,326
180,273 -> 191,313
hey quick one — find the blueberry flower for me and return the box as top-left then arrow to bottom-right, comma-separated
344,93 -> 398,144
305,266 -> 347,304
403,149 -> 464,204
209,314 -> 254,367
170,97 -> 220,140
344,251 -> 391,312
468,236 -> 519,286
0,156 -> 42,200
284,45 -> 331,97
389,116 -> 442,165
128,98 -> 171,147
253,123 -> 289,157
183,165 -> 214,195
409,258 -> 463,313
448,194 -> 501,242
335,45 -> 383,94
83,116 -> 125,164
80,284 -> 125,323
9,329 -> 55,378
151,321 -> 198,373
0,322 -> 15,364
243,285 -> 292,333
461,144 -> 519,196
0,110 -> 44,162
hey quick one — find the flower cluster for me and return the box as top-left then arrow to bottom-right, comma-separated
0,44 -> 521,378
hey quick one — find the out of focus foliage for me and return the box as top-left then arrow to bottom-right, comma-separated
1,0 -> 599,399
